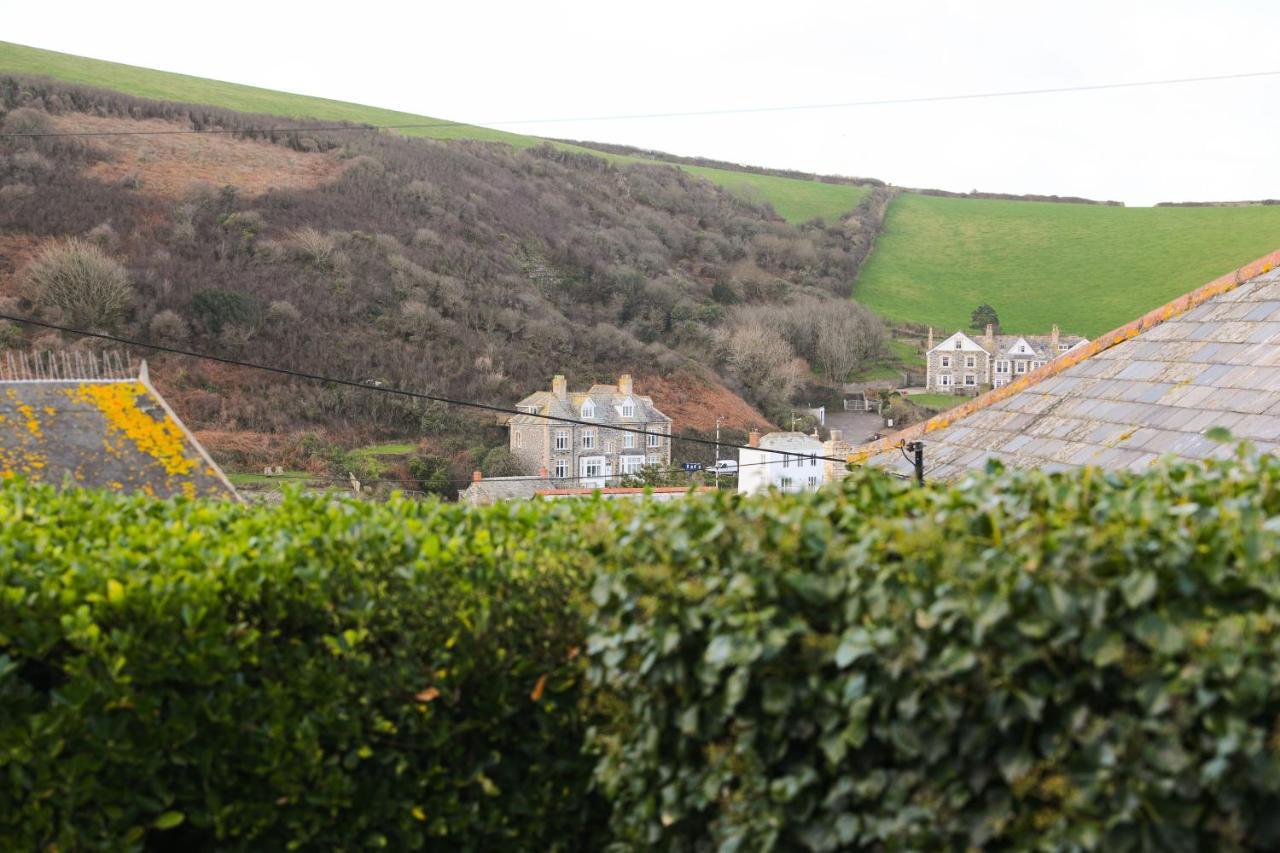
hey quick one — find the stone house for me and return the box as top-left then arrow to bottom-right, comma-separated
925,324 -> 1088,393
506,374 -> 672,488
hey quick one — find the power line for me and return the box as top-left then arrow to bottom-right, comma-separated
0,312 -> 851,465
2,69 -> 1276,138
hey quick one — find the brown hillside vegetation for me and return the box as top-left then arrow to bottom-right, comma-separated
58,113 -> 343,197
0,75 -> 885,483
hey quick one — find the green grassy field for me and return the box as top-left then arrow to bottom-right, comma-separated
680,166 -> 868,223
350,442 -> 417,457
857,193 -> 1280,337
907,393 -> 966,412
0,41 -> 860,223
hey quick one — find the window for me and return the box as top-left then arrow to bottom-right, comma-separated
782,455 -> 790,468
1032,361 -> 1044,370
808,475 -> 818,488
620,455 -> 643,474
954,340 -> 962,349
621,399 -> 635,418
940,374 -> 953,387
965,356 -> 976,368
964,374 -> 976,386
554,460 -> 568,478
583,459 -> 602,478
647,431 -> 661,448
995,360 -> 1009,374
581,400 -> 595,418
940,356 -> 951,368
623,432 -> 635,449
513,430 -> 522,449
810,455 -> 817,467
1058,343 -> 1070,351
582,431 -> 595,449
1015,361 -> 1027,374
647,453 -> 660,466
554,430 -> 568,450
518,404 -> 538,414
779,476 -> 793,490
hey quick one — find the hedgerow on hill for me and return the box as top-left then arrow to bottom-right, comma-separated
3,451 -> 1280,850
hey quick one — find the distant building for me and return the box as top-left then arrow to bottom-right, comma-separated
856,249 -> 1280,479
458,469 -> 712,505
925,324 -> 1088,393
506,374 -> 672,487
737,430 -> 826,495
0,352 -> 238,499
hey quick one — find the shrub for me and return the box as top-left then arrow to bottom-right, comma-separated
148,308 -> 189,342
0,484 -> 605,851
408,453 -> 454,498
586,452 -> 1280,851
21,238 -> 133,329
1,106 -> 52,136
190,288 -> 259,334
265,299 -> 301,324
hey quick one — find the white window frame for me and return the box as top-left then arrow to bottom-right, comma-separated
964,374 -> 976,386
808,475 -> 818,488
621,399 -> 635,418
940,374 -> 953,387
965,355 -> 976,368
554,459 -> 568,478
940,356 -> 951,368
995,360 -> 1009,374
514,430 -> 522,449
623,431 -> 635,449
779,476 -> 793,490
620,455 -> 644,474
954,340 -> 962,349
647,431 -> 661,448
582,431 -> 595,449
647,453 -> 660,466
581,400 -> 595,419
554,430 -> 568,450
582,459 -> 602,478
1015,361 -> 1027,374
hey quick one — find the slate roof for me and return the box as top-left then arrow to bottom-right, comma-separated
858,251 -> 1280,479
990,334 -> 1089,359
0,355 -> 238,499
508,383 -> 671,428
458,475 -> 558,504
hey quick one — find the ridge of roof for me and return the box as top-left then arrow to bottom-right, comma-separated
849,247 -> 1280,464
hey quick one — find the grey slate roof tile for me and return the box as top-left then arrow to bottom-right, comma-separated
862,258 -> 1280,478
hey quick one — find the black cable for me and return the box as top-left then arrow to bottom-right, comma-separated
0,312 -> 852,465
2,69 -> 1276,138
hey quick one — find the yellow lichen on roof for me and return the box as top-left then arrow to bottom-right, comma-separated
66,381 -> 197,477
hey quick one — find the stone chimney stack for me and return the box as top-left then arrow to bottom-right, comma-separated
618,373 -> 633,395
1051,324 -> 1060,352
552,374 -> 567,398
748,429 -> 761,448
472,470 -> 483,482
984,323 -> 995,352
927,327 -> 934,350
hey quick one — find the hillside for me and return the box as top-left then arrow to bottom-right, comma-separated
856,192 -> 1280,337
0,40 -> 864,224
0,74 -> 884,483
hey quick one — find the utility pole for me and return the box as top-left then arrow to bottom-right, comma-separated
905,440 -> 925,485
714,415 -> 724,489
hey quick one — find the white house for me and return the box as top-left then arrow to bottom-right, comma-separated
925,325 -> 1089,394
737,431 -> 826,495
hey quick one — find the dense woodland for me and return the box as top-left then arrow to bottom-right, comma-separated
0,76 -> 885,469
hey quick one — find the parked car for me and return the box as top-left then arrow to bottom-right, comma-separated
709,459 -> 738,474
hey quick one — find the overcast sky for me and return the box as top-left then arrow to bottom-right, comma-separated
8,1 -> 1278,206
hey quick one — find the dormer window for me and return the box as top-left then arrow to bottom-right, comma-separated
621,399 -> 635,418
581,400 -> 595,419
954,340 -> 962,349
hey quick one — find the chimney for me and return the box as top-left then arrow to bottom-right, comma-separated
1051,324 -> 1060,352
552,374 -> 567,398
472,470 -> 483,482
618,373 -> 633,395
830,429 -> 842,442
748,429 -> 761,448
927,327 -> 934,350
984,323 -> 995,352
539,467 -> 549,478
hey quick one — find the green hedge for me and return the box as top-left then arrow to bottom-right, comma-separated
3,452 -> 1280,850
586,452 -> 1280,851
0,486 -> 603,851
